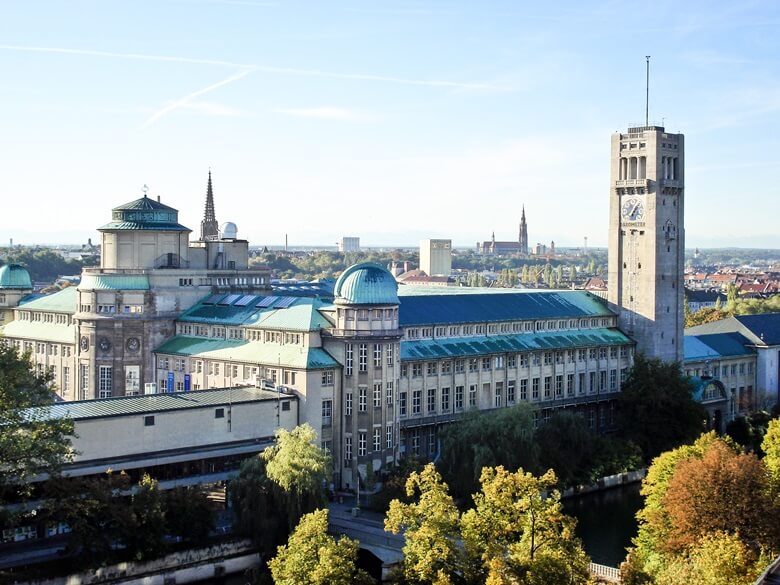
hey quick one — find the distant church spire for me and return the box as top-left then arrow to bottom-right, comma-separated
519,204 -> 528,255
200,170 -> 219,241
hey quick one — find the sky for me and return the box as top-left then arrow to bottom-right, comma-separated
1,0 -> 779,249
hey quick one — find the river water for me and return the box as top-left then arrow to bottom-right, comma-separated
563,482 -> 643,567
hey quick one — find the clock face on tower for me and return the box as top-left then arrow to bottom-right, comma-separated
621,197 -> 645,222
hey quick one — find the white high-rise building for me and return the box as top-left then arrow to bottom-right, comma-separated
419,239 -> 452,277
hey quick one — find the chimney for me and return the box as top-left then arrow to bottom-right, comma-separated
157,195 -> 161,203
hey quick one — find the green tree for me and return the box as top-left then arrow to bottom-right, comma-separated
268,509 -> 374,585
534,412 -> 596,488
230,456 -> 286,555
762,418 -> 780,490
123,474 -> 167,560
726,284 -> 738,311
262,423 -> 330,529
616,355 -> 706,461
461,466 -> 590,585
438,404 -> 539,501
0,343 -> 74,495
385,464 -> 462,585
164,485 -> 215,544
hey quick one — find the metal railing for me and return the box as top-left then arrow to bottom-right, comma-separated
589,562 -> 621,583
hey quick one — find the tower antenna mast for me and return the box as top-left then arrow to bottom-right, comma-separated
645,56 -> 651,127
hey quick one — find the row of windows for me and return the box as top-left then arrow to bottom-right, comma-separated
401,347 -> 630,378
345,343 -> 395,376
398,369 -> 625,416
177,323 -> 303,346
686,362 -> 753,378
16,311 -> 72,324
344,425 -> 394,464
158,356 -> 313,390
340,308 -> 398,321
14,340 -> 74,358
343,382 -> 394,416
405,317 -> 614,340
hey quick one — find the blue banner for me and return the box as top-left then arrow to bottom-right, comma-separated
184,374 -> 191,392
167,372 -> 175,393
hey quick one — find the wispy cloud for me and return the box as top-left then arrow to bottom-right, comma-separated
178,100 -> 250,117
274,107 -> 374,121
142,69 -> 254,127
0,44 -> 506,91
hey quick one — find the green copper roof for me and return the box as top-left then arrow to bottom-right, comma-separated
27,387 -> 289,422
178,295 -> 331,330
401,328 -> 632,361
252,303 -> 333,331
14,287 -> 77,314
334,262 -> 399,306
0,319 -> 76,344
99,195 -> 191,232
0,264 -> 32,289
79,273 -> 150,291
155,336 -> 339,369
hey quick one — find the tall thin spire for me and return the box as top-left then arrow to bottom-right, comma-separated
519,204 -> 528,255
200,170 -> 219,241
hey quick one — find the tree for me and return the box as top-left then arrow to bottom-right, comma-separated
461,466 -> 590,585
385,464 -> 462,585
662,440 -> 780,554
230,456 -> 286,556
534,412 -> 596,488
616,354 -> 706,461
123,474 -> 167,560
262,423 -> 330,530
164,485 -> 215,544
763,418 -> 780,490
0,343 -> 74,495
438,404 -> 539,501
268,509 -> 374,585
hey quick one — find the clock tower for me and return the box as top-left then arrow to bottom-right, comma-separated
607,125 -> 684,362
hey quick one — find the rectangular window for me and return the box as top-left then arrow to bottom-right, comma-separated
321,370 -> 334,385
441,387 -> 451,411
495,356 -> 505,369
386,424 -> 393,449
600,371 -> 607,391
359,344 -> 368,372
599,347 -> 607,360
455,360 -> 465,373
358,432 -> 367,456
455,385 -> 464,410
359,387 -> 367,412
412,363 -> 422,377
520,354 -> 528,367
401,364 -> 408,377
374,383 -> 382,408
482,357 -> 491,371
579,372 -> 586,395
98,365 -> 113,398
386,381 -> 394,405
555,375 -> 563,397
520,379 -> 528,401
412,390 -> 422,415
322,399 -> 332,426
507,380 -> 515,404
373,428 -> 381,452
544,376 -> 551,399
374,344 -> 382,368
620,368 -> 628,383
215,408 -> 225,418
427,362 -> 437,376
386,344 -> 394,366
345,436 -> 352,467
345,344 -> 353,376
544,352 -> 552,365
144,415 -> 155,426
532,378 -> 539,400
345,392 -> 353,416
567,373 -> 574,397
441,361 -> 452,374
610,369 -> 617,391
495,382 -> 503,407
427,388 -> 436,413
400,391 -> 407,416
62,366 -> 70,393
469,359 -> 478,373
79,364 -> 89,400
469,384 -> 477,407
507,355 -> 516,368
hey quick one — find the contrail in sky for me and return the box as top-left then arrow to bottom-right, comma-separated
0,44 -> 503,91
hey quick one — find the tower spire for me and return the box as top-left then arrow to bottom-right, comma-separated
519,204 -> 528,255
200,170 -> 219,241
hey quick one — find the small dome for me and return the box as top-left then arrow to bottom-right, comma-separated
0,264 -> 33,290
334,262 -> 399,305
220,222 -> 238,239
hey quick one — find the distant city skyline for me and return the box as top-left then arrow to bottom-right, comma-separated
2,1 -> 779,248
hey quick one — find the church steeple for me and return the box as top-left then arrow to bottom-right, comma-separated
200,170 -> 219,241
519,205 -> 528,255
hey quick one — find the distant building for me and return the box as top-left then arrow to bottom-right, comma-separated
476,206 -> 529,255
685,288 -> 726,312
419,239 -> 452,277
338,237 -> 360,253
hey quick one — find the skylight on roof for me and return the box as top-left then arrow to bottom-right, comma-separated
274,296 -> 296,309
257,296 -> 279,308
234,295 -> 256,307
219,294 -> 242,306
203,294 -> 226,305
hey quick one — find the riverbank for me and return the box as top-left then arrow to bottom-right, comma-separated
561,468 -> 646,499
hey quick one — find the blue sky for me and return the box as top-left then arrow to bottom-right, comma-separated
1,0 -> 778,248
